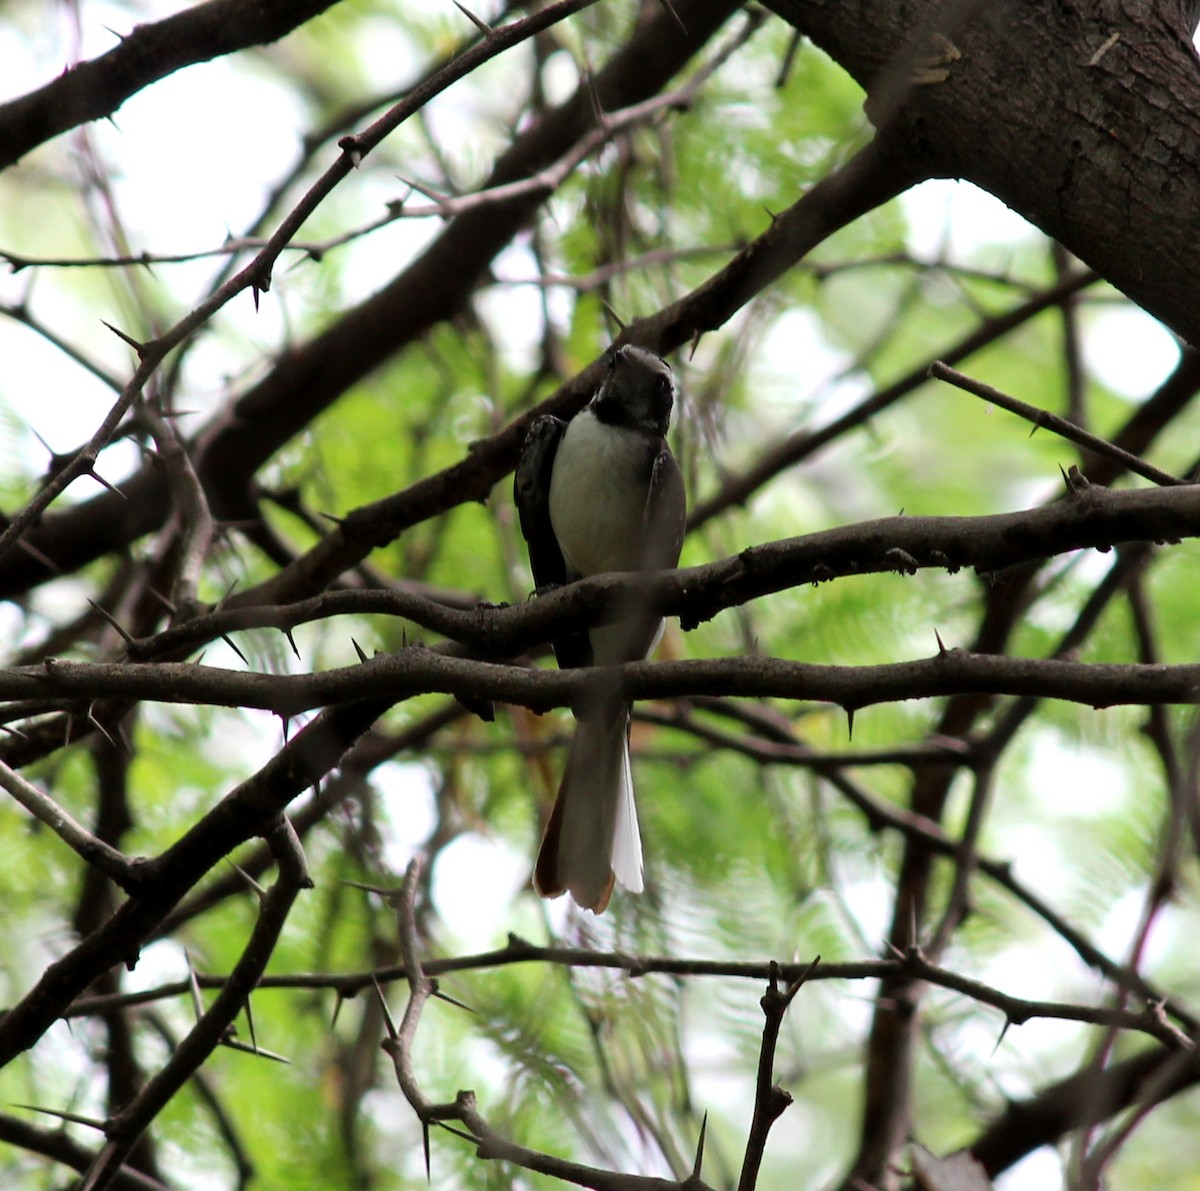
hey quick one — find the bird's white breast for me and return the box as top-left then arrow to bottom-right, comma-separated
548,410 -> 648,578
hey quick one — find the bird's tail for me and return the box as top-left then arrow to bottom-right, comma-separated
533,705 -> 643,913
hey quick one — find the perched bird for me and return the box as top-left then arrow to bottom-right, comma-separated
514,345 -> 687,913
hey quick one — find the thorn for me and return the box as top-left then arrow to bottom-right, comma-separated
252,284 -> 262,312
352,637 -> 369,663
220,1036 -> 289,1062
395,174 -> 451,203
16,536 -> 60,573
993,1017 -> 1013,1054
146,585 -> 177,614
331,993 -> 344,1030
86,703 -> 121,752
88,598 -> 135,645
85,465 -> 126,498
423,1121 -> 432,1180
344,878 -> 397,897
320,510 -> 345,526
212,580 -> 240,613
933,627 -> 948,655
782,955 -> 821,1007
845,706 -> 855,740
28,425 -> 59,461
656,0 -> 688,34
220,634 -> 248,664
13,1104 -> 106,1131
278,714 -> 291,744
372,976 -> 398,1039
100,319 -> 146,356
184,949 -> 205,1021
431,987 -> 477,1014
244,996 -> 259,1053
226,860 -> 266,900
775,27 -> 802,88
690,1112 -> 708,1179
599,296 -> 627,331
283,627 -> 301,660
452,0 -> 493,35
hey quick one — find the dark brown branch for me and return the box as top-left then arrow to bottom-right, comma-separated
11,645 -> 1200,720
767,0 -> 1200,347
738,960 -> 818,1191
0,697 -> 391,1068
79,818 -> 310,1190
687,269 -> 1098,528
0,1112 -> 167,1191
971,1044 -> 1200,1179
0,0 -> 743,601
379,863 -> 716,1190
68,940 -> 1193,1051
928,361 -> 1186,487
0,480 -> 1186,715
88,480 -> 1200,671
0,0 -> 343,171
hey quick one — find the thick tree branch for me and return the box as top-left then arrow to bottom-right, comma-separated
10,646 -> 1200,721
79,819 -> 310,1191
0,697 -> 389,1067
767,0 -> 1200,346
0,0 -> 344,170
0,0 -> 743,599
96,481 -> 1200,667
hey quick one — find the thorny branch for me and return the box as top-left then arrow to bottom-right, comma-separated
5,0 -> 1200,1188
379,860 -> 719,1189
77,818 -> 311,1191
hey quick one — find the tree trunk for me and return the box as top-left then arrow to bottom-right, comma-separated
766,0 -> 1200,347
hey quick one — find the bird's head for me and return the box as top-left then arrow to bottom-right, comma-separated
592,345 -> 676,433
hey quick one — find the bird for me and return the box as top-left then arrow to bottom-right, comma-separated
514,344 -> 687,913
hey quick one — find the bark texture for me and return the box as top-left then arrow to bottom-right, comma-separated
766,0 -> 1200,345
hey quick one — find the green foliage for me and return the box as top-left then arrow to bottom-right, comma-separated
1,1 -> 1198,1189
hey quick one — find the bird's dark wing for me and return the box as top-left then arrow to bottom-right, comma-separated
514,415 -> 568,592
642,441 -> 687,571
514,415 -> 593,670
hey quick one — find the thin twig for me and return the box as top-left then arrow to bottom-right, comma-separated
928,360 -> 1185,487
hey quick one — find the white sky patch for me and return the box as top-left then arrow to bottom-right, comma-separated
375,759 -> 438,857
431,832 -> 528,949
757,306 -> 854,412
902,178 -> 1183,404
1081,304 -> 1181,397
1025,732 -> 1131,820
901,178 -> 1036,261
